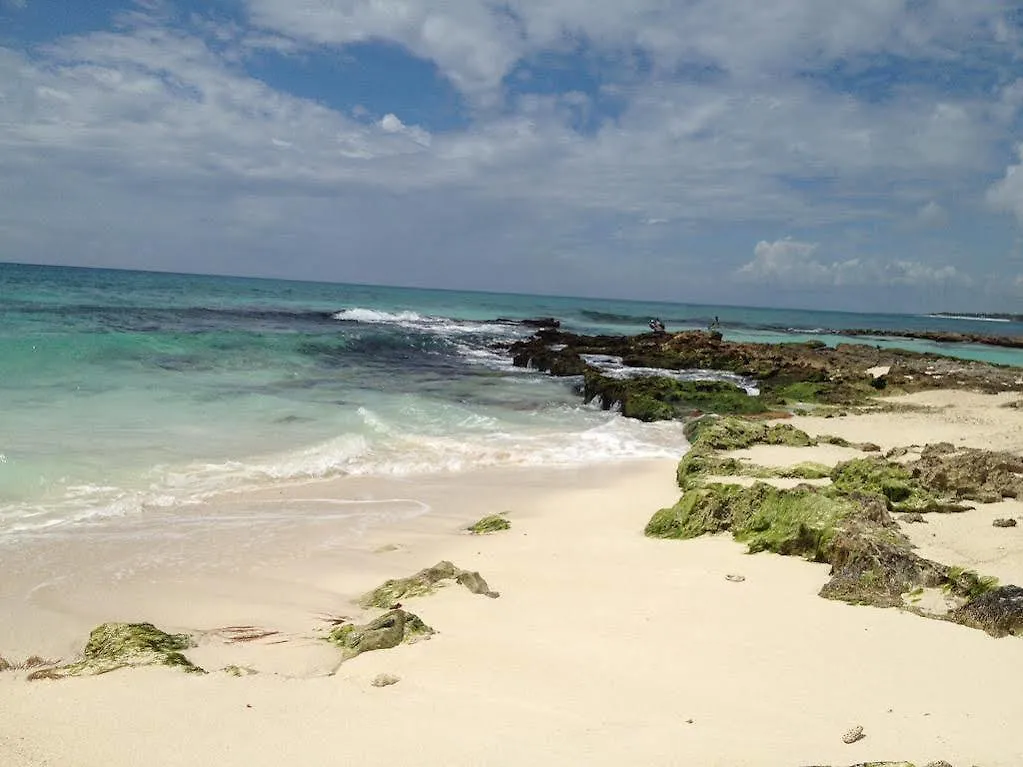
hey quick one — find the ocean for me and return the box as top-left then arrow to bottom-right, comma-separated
3,261 -> 1023,544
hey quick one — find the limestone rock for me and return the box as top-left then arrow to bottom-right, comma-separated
371,673 -> 401,687
841,725 -> 865,744
328,610 -> 434,661
993,518 -> 1018,528
951,585 -> 1023,637
467,514 -> 511,534
911,446 -> 1023,503
358,561 -> 499,608
57,622 -> 203,677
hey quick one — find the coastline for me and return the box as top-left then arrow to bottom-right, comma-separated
3,392 -> 1023,766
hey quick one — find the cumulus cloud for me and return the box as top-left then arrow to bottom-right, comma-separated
736,238 -> 968,287
0,0 -> 1019,306
988,145 -> 1023,221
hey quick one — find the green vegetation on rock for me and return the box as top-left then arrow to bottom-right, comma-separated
646,482 -> 852,562
684,415 -> 816,451
584,374 -> 767,422
358,561 -> 498,608
58,622 -> 203,677
830,458 -> 969,513
328,609 -> 435,661
467,514 -> 511,534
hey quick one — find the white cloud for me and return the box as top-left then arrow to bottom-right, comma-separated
917,200 -> 946,224
736,238 -> 968,287
988,145 -> 1023,221
0,1 -> 1018,306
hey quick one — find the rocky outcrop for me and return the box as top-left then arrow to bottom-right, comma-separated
467,514 -> 511,534
951,585 -> 1023,637
47,622 -> 204,677
358,561 -> 499,608
505,327 -> 1023,422
909,446 -> 1023,503
583,374 -> 768,421
328,609 -> 434,661
649,426 -> 1022,633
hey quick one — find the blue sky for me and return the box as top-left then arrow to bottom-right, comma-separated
2,0 -> 1023,311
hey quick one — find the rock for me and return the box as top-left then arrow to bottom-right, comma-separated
57,622 -> 203,677
951,585 -> 1023,637
455,570 -> 499,598
885,446 -> 910,459
358,561 -> 499,608
841,725 -> 865,744
507,326 -> 1023,421
222,665 -> 258,677
993,518 -> 1018,528
371,673 -> 401,687
328,610 -> 434,661
583,374 -> 767,421
830,457 -> 969,514
724,574 -> 745,582
25,668 -> 63,681
900,512 -> 927,523
924,761 -> 953,767
911,446 -> 1023,502
683,415 -> 815,451
857,442 -> 882,452
467,514 -> 511,534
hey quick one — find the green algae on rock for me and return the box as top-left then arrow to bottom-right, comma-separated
830,457 -> 971,514
583,373 -> 767,421
328,609 -> 434,661
358,561 -> 498,609
467,514 -> 511,534
648,463 -> 1007,612
683,415 -> 816,451
646,482 -> 852,562
57,622 -> 204,677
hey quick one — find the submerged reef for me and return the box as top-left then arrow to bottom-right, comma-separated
647,417 -> 1021,636
507,327 -> 1023,422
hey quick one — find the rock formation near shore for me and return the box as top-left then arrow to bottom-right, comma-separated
358,560 -> 499,608
506,327 -> 1023,422
647,416 -> 1023,636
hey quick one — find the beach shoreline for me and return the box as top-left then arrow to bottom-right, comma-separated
3,391 -> 1023,766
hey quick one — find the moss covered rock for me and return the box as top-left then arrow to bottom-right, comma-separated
467,514 -> 511,534
684,415 -> 815,451
911,446 -> 1023,502
830,458 -> 969,514
358,561 -> 498,608
58,622 -> 203,677
328,609 -> 434,661
646,475 -> 1006,614
584,374 -> 766,422
647,482 -> 853,562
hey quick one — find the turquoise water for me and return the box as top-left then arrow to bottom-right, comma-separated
3,262 -> 1022,539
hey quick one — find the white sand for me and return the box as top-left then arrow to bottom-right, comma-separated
3,392 -> 1023,766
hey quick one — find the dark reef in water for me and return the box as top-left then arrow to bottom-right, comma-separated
505,327 -> 1023,421
840,327 -> 1023,349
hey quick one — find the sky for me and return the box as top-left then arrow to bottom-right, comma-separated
2,1 -> 1023,311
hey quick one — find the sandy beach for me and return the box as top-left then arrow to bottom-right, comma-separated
3,390 -> 1023,767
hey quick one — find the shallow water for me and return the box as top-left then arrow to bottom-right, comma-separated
2,262 -> 1021,540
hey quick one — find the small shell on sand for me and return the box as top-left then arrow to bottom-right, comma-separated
841,725 -> 865,744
